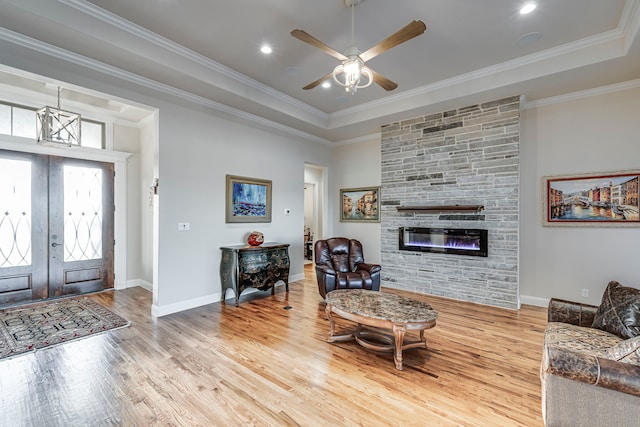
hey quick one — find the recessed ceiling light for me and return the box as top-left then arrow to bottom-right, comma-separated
520,2 -> 536,14
321,81 -> 331,89
260,45 -> 272,54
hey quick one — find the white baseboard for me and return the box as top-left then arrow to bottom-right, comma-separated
152,293 -> 221,318
118,279 -> 153,292
149,280 -> 297,318
520,295 -> 549,307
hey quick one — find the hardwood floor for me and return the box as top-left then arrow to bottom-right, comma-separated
0,266 -> 547,426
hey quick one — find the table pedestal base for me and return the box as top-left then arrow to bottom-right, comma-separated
328,322 -> 428,370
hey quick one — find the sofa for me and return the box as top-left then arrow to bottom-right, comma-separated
541,281 -> 640,427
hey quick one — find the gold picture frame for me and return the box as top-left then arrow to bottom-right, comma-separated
225,175 -> 272,223
543,170 -> 639,227
340,186 -> 380,222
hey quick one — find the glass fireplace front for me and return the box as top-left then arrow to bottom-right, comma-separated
399,227 -> 488,257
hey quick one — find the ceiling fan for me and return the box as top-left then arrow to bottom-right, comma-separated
291,0 -> 426,95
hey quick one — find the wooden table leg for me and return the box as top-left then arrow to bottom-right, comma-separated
325,303 -> 336,341
392,324 -> 407,370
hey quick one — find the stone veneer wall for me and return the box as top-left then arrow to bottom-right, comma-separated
380,96 -> 520,309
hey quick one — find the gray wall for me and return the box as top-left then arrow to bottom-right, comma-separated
380,96 -> 520,309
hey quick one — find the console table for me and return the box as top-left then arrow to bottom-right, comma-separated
220,242 -> 290,306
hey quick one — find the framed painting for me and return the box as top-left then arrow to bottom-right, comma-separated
226,175 -> 272,223
543,170 -> 639,227
340,186 -> 380,222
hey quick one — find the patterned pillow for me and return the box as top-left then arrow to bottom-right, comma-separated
591,281 -> 640,339
603,336 -> 640,365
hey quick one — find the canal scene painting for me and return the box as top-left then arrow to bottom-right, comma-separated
546,171 -> 639,225
340,187 -> 380,222
225,175 -> 272,223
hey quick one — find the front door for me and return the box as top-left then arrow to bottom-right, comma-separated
0,150 -> 114,305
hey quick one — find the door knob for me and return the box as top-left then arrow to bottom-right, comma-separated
51,242 -> 59,247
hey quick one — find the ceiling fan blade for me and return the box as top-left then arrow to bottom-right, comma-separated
370,68 -> 398,91
359,20 -> 426,63
291,29 -> 348,61
302,71 -> 334,90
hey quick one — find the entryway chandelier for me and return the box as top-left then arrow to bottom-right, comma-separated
36,86 -> 81,147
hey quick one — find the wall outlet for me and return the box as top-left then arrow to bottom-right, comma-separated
178,222 -> 190,231
581,288 -> 589,298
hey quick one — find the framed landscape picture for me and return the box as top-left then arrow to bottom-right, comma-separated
226,175 -> 272,223
340,186 -> 380,222
543,171 -> 639,227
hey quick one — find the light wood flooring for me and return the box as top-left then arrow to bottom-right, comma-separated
0,265 -> 547,426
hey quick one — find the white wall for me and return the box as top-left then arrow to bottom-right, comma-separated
139,116 -> 156,287
154,102 -> 332,313
0,40 -> 333,316
520,87 -> 640,305
112,124 -> 142,284
304,164 -> 325,241
331,137 -> 382,264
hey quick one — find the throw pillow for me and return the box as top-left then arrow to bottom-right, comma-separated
592,281 -> 640,339
603,336 -> 640,365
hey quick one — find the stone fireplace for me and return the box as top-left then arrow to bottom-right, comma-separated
380,96 -> 520,309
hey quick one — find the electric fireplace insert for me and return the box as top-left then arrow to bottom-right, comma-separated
399,227 -> 488,257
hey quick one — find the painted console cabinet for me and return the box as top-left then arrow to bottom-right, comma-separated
219,242 -> 290,306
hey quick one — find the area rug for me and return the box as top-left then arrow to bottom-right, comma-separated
0,297 -> 130,361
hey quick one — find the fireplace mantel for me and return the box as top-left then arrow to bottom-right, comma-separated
396,205 -> 484,213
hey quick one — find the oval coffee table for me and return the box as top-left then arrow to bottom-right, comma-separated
325,289 -> 438,370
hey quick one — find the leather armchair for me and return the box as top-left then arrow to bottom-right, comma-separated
314,237 -> 381,299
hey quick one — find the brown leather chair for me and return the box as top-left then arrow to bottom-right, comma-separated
314,237 -> 381,299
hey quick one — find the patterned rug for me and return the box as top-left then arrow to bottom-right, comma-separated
0,297 -> 130,360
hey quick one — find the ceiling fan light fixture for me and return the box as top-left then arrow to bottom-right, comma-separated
332,56 -> 373,94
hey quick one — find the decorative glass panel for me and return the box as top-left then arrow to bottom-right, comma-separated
64,165 -> 103,261
12,107 -> 36,139
0,104 -> 11,135
0,159 -> 32,267
81,121 -> 104,149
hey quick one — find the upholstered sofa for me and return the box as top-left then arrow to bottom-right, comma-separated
541,281 -> 640,427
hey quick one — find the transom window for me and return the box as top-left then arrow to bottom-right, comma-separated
0,100 -> 105,149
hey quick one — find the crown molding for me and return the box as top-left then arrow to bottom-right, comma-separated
333,132 -> 380,147
523,78 -> 640,109
55,0 -> 640,128
58,0 -> 328,121
620,0 -> 640,50
329,26 -> 629,122
0,28 -> 332,146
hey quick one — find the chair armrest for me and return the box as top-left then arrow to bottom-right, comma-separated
315,264 -> 336,276
543,346 -> 640,398
548,298 -> 598,326
355,263 -> 381,274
